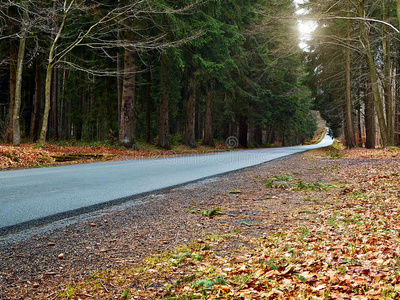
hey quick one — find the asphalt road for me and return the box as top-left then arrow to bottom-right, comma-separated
0,134 -> 333,234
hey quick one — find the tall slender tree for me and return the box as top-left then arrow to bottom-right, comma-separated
345,0 -> 356,148
12,2 -> 29,146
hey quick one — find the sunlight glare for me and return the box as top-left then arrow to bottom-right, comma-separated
298,20 -> 317,38
294,0 -> 316,50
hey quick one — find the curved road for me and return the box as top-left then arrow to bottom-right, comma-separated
0,134 -> 334,234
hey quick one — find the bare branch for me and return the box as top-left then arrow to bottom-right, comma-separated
296,15 -> 399,34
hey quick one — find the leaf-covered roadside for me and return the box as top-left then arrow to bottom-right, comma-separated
2,147 -> 400,300
46,147 -> 400,300
0,142 -> 228,170
0,130 -> 324,170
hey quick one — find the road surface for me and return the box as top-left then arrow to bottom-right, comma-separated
0,134 -> 334,234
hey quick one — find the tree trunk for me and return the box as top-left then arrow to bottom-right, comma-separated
254,125 -> 263,146
146,66 -> 152,144
359,3 -> 389,147
59,59 -> 67,139
89,87 -> 95,141
39,0 -> 58,145
6,42 -> 17,143
184,74 -> 196,148
395,0 -> 400,30
344,0 -> 356,148
39,64 -> 54,145
365,83 -> 376,149
230,119 -> 238,138
52,65 -> 59,140
117,51 -> 122,134
238,115 -> 248,148
365,46 -> 388,147
395,89 -> 400,146
195,103 -> 203,140
357,105 -> 363,147
24,71 -> 34,140
395,56 -> 400,146
39,0 -> 69,145
395,101 -> 400,146
266,127 -> 275,144
31,55 -> 42,142
158,54 -> 170,149
66,82 -> 72,140
52,0 -> 59,141
76,88 -> 83,140
383,1 -> 394,146
119,47 -> 136,148
203,90 -> 214,146
13,9 -> 28,146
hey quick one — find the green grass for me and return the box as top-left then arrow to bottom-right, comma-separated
192,275 -> 226,289
329,153 -> 342,159
229,190 -> 242,194
201,207 -> 224,217
291,181 -> 336,191
121,290 -> 130,299
265,175 -> 336,191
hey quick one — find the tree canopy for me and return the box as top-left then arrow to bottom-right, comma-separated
302,0 -> 400,148
0,0 -> 318,148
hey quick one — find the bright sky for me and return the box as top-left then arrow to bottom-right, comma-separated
294,0 -> 317,50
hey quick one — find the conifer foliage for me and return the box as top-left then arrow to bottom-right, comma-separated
303,0 -> 400,148
0,0 -> 316,148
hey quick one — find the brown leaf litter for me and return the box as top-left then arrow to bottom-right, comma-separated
1,147 -> 400,299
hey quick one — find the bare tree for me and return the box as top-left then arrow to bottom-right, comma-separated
36,0 -> 201,145
39,0 -> 122,145
12,1 -> 29,146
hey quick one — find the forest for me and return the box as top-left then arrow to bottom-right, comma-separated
0,0 -> 317,149
304,0 -> 400,148
4,2 -> 400,299
1,0 -> 400,150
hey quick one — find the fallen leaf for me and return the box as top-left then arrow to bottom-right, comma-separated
214,285 -> 230,293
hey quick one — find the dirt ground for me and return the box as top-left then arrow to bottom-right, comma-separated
1,146 -> 400,299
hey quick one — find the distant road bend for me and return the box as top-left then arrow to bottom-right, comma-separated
0,134 -> 334,235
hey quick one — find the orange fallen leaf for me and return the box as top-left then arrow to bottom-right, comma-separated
214,285 -> 230,293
